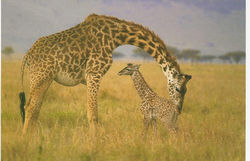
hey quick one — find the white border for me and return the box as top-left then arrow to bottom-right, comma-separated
246,0 -> 249,160
0,0 -> 2,159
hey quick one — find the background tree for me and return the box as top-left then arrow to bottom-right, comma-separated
132,47 -> 153,61
112,51 -> 125,60
180,49 -> 201,63
167,46 -> 180,58
2,46 -> 14,56
224,51 -> 245,64
198,55 -> 216,63
219,54 -> 231,63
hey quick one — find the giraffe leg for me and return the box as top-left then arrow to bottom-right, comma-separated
142,115 -> 151,136
151,118 -> 157,135
169,111 -> 179,133
86,74 -> 101,132
22,78 -> 52,135
149,108 -> 157,135
169,123 -> 178,134
161,114 -> 178,135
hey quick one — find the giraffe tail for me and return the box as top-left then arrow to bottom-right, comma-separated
19,92 -> 26,124
19,55 -> 27,124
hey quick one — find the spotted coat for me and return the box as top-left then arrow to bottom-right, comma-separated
20,14 -> 186,135
118,64 -> 191,133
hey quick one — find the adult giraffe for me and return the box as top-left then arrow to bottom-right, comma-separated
19,14 -> 184,135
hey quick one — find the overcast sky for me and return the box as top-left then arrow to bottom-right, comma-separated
2,0 -> 245,57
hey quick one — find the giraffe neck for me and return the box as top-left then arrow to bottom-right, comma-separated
109,18 -> 182,100
131,71 -> 156,100
84,14 -> 181,100
113,21 -> 178,67
103,15 -> 181,99
85,14 -> 180,71
160,62 -> 180,102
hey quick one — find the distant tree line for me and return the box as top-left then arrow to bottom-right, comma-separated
113,46 -> 245,64
2,45 -> 245,64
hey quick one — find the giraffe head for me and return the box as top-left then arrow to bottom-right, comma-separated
173,73 -> 192,113
118,63 -> 141,76
159,60 -> 192,112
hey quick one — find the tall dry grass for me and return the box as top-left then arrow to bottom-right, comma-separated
2,60 -> 245,161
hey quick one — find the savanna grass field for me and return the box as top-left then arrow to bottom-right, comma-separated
2,58 -> 245,161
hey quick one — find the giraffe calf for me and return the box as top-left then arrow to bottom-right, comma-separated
118,64 -> 191,134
